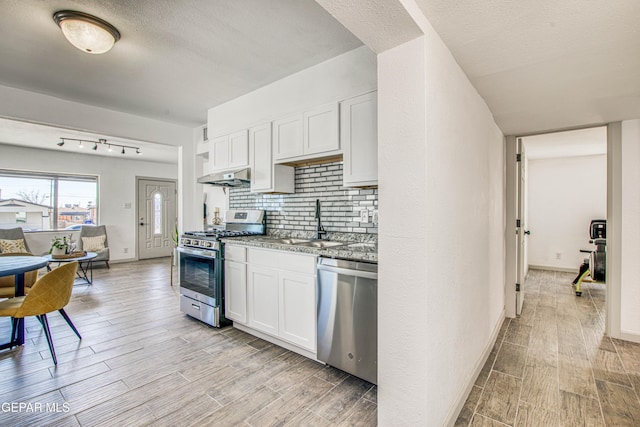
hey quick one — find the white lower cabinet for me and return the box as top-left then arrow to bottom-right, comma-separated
278,271 -> 316,352
229,246 -> 317,355
224,246 -> 248,325
247,264 -> 279,336
224,260 -> 247,324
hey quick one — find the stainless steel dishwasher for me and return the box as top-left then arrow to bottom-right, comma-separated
317,257 -> 378,384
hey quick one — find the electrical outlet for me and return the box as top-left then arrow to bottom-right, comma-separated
372,209 -> 379,224
360,210 -> 369,223
124,202 -> 132,209
124,248 -> 129,254
555,252 -> 561,260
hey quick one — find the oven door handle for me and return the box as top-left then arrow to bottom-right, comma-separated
177,247 -> 218,259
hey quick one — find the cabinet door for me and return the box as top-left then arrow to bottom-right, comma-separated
225,260 -> 247,324
303,102 -> 339,155
273,114 -> 303,161
250,123 -> 273,192
247,264 -> 279,336
229,129 -> 249,168
341,92 -> 378,187
278,271 -> 316,352
211,135 -> 229,171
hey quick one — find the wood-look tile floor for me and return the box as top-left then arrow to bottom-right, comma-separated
0,259 -> 376,426
456,269 -> 640,426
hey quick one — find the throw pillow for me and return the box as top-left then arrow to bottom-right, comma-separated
0,239 -> 27,253
82,235 -> 106,251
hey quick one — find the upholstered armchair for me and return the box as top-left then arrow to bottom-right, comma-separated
78,225 -> 110,268
0,261 -> 81,364
0,228 -> 38,297
0,227 -> 32,254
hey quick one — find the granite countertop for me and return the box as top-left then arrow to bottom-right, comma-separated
222,232 -> 378,263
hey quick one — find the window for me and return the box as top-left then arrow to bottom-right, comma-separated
0,170 -> 98,231
153,192 -> 162,235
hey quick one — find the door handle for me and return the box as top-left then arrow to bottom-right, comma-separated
524,230 -> 531,235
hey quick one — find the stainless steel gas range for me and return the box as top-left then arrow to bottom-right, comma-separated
177,210 -> 265,327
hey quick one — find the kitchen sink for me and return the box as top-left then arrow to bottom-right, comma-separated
295,240 -> 346,249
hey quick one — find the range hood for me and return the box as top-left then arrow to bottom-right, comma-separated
198,168 -> 251,187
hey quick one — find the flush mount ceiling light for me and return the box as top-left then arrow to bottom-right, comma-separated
53,10 -> 120,54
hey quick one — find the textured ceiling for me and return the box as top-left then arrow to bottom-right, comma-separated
415,0 -> 640,135
0,0 -> 362,127
1,0 -> 638,152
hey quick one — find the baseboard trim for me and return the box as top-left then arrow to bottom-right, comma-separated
529,265 -> 578,273
620,331 -> 640,344
443,309 -> 505,427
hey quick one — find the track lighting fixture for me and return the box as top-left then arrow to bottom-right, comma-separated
56,137 -> 141,156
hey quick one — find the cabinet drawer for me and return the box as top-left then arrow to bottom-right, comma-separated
225,245 -> 246,262
278,252 -> 316,275
249,248 -> 279,267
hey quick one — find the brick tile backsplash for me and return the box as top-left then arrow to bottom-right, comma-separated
230,161 -> 378,234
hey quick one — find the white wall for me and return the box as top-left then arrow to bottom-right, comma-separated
527,154 -> 607,270
202,45 -> 377,227
0,144 -> 177,261
378,21 -> 505,427
206,46 -> 377,137
620,119 -> 640,337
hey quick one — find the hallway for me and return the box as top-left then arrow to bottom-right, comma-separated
456,269 -> 640,426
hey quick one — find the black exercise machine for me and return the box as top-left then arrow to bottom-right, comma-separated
572,219 -> 606,296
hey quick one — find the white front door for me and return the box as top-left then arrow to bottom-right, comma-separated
137,178 -> 177,259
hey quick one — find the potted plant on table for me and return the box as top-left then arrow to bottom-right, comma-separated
50,236 -> 70,256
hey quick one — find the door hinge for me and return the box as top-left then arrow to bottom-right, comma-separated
516,283 -> 520,292
516,153 -> 522,162
516,219 -> 521,227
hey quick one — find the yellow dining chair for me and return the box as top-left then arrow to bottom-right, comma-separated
0,252 -> 40,298
0,262 -> 81,364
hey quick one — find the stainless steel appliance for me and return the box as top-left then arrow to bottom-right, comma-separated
197,168 -> 251,187
178,210 -> 265,327
316,258 -> 378,384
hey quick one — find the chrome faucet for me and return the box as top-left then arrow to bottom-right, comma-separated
315,199 -> 326,240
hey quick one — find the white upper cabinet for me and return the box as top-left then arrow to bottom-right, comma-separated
273,102 -> 340,163
273,114 -> 303,161
211,135 -> 229,171
303,102 -> 340,156
229,129 -> 249,168
341,92 -> 378,187
209,129 -> 249,171
250,123 -> 294,194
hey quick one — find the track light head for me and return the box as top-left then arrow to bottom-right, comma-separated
121,147 -> 125,154
57,140 -> 65,147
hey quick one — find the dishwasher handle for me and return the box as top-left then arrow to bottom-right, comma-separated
317,263 -> 378,280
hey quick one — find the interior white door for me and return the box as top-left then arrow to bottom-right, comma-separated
137,178 -> 177,259
516,138 -> 527,315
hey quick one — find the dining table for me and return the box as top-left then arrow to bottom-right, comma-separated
0,255 -> 48,350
